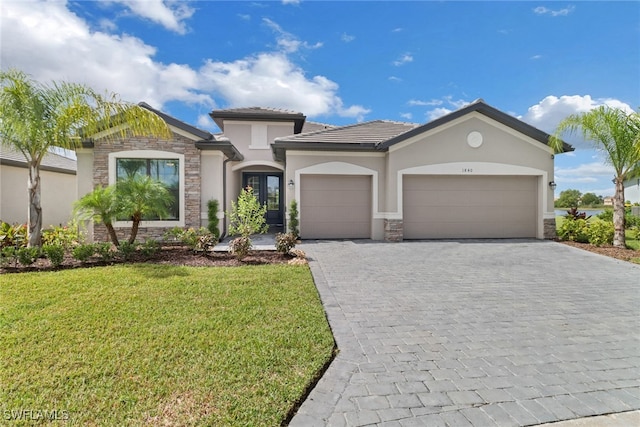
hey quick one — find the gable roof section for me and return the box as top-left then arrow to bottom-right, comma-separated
0,146 -> 77,175
82,102 -> 243,161
272,120 -> 419,161
210,107 -> 307,134
379,100 -> 574,152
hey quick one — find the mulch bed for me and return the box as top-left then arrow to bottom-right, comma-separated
0,246 -> 293,274
559,240 -> 640,263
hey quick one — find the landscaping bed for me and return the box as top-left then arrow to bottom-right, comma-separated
0,245 -> 294,273
559,240 -> 640,263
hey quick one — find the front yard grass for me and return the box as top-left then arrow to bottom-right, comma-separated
0,264 -> 334,426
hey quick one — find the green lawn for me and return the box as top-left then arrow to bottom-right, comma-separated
0,265 -> 335,426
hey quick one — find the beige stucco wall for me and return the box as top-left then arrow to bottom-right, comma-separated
285,152 -> 387,239
200,151 -> 225,226
223,122 -> 295,163
386,114 -> 555,220
0,164 -> 76,227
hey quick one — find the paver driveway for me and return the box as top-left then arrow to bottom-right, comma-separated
290,240 -> 640,426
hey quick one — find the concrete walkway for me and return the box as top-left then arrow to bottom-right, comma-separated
290,240 -> 640,426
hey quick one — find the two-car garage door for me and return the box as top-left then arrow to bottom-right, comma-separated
403,175 -> 538,239
300,174 -> 371,239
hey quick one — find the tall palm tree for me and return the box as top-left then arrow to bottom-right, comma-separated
550,106 -> 640,248
117,176 -> 173,244
0,68 -> 171,247
74,186 -> 121,247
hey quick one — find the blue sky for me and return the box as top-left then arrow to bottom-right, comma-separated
1,1 -> 639,199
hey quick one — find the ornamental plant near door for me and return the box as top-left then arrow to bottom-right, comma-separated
227,186 -> 268,259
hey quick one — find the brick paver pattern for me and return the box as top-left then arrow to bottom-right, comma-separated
290,240 -> 640,426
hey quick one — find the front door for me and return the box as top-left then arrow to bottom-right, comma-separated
242,172 -> 284,227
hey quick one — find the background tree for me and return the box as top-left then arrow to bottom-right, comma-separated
580,192 -> 602,207
0,68 -> 171,247
555,189 -> 582,208
550,106 -> 640,248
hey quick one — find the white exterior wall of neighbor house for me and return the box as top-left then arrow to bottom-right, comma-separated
624,177 -> 640,205
0,164 -> 77,226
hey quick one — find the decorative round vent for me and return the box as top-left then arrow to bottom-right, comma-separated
467,131 -> 483,148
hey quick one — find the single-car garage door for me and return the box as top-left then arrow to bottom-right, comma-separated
300,174 -> 371,239
404,175 -> 538,239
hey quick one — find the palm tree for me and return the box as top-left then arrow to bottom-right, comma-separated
550,106 -> 640,248
74,186 -> 121,247
117,176 -> 173,244
0,68 -> 171,247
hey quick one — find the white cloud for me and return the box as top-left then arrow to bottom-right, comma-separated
341,33 -> 355,43
408,99 -> 443,107
520,95 -> 635,148
0,1 -> 365,121
199,53 -> 369,119
388,76 -> 402,82
112,0 -> 195,34
263,18 -> 322,53
533,5 -> 575,17
393,53 -> 413,66
282,0 -> 301,4
400,112 -> 413,120
197,114 -> 215,131
530,54 -> 543,60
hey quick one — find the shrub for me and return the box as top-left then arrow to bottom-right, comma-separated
94,242 -> 116,262
597,208 -> 613,222
140,239 -> 160,257
163,226 -> 185,243
0,222 -> 27,248
42,222 -> 80,249
17,247 -> 41,266
229,236 -> 252,260
117,241 -> 138,261
42,244 -> 65,268
72,244 -> 95,263
0,247 -> 18,268
288,199 -> 299,238
587,221 -> 614,246
289,248 -> 306,259
169,227 -> 216,253
275,232 -> 297,254
557,218 -> 589,243
207,199 -> 220,239
565,207 -> 589,220
227,187 -> 268,238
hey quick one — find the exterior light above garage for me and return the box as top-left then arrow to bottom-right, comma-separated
549,181 -> 557,190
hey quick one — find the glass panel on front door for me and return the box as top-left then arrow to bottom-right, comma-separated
243,173 -> 283,227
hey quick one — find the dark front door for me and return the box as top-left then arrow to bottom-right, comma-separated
242,172 -> 284,227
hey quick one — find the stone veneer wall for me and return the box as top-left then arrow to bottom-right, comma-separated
544,218 -> 557,239
384,219 -> 403,242
92,133 -> 201,243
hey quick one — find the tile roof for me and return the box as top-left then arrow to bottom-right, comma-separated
275,120 -> 419,145
0,146 -> 77,174
210,107 -> 306,133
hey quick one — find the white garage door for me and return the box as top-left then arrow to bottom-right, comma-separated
403,175 -> 538,239
300,175 -> 371,239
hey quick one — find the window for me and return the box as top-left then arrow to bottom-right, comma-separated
116,158 -> 180,220
109,150 -> 185,227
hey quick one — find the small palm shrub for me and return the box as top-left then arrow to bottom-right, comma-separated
275,232 -> 297,254
42,244 -> 65,268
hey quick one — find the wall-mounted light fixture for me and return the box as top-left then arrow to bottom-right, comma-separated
288,179 -> 295,188
549,181 -> 557,190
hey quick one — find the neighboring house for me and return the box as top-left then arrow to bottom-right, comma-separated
603,196 -> 614,207
0,147 -> 77,226
77,99 -> 573,242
